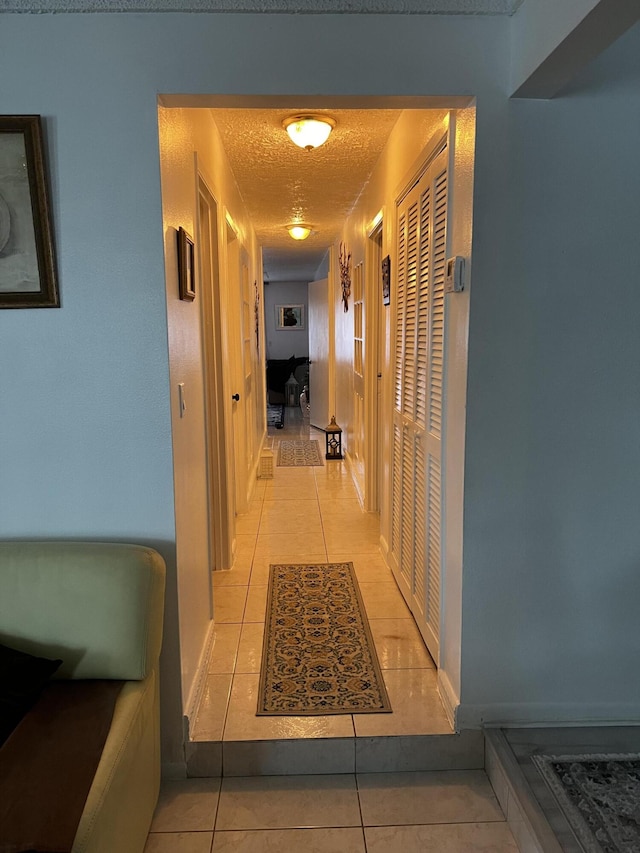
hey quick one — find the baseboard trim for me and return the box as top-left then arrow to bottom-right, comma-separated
379,533 -> 389,560
437,668 -> 460,730
458,701 -> 640,729
184,619 -> 216,724
343,450 -> 365,509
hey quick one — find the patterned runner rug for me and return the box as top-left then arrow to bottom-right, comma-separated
532,753 -> 640,853
257,562 -> 392,715
277,439 -> 323,467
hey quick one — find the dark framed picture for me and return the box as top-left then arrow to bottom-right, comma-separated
0,115 -> 59,308
177,226 -> 195,301
275,303 -> 304,330
382,254 -> 391,306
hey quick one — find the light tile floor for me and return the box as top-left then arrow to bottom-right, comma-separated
145,771 -> 518,852
145,411 -> 518,851
191,412 -> 452,744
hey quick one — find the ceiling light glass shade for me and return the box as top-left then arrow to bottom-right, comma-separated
288,224 -> 312,240
283,115 -> 336,151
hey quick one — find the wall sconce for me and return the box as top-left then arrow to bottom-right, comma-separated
325,415 -> 343,460
287,224 -> 312,241
282,114 -> 336,151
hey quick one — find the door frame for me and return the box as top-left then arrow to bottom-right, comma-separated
307,275 -> 331,431
196,167 -> 235,570
365,213 -> 384,513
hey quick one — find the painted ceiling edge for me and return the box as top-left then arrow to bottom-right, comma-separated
0,0 -> 526,13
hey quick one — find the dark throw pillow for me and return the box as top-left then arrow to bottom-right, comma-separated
0,642 -> 63,747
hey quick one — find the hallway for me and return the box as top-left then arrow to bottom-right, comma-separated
190,410 -> 452,759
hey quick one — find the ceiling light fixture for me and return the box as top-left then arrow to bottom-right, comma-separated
282,114 -> 336,151
287,224 -> 313,241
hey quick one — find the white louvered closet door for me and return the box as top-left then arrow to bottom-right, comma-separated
390,145 -> 448,664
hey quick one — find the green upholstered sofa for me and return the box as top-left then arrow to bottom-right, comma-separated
0,541 -> 166,853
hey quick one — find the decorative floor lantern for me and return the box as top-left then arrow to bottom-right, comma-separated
325,416 -> 343,460
285,372 -> 300,407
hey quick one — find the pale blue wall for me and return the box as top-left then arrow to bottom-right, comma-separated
0,11 -> 639,757
264,281 -> 309,360
460,21 -> 640,723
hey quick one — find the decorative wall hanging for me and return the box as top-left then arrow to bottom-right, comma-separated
382,254 -> 391,306
339,242 -> 351,312
177,227 -> 195,301
0,115 -> 59,308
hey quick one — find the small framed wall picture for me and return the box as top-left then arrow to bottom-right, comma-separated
381,254 -> 391,306
177,227 -> 195,301
275,303 -> 305,330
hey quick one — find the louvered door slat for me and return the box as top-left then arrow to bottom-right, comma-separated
426,453 -> 441,632
400,425 -> 414,586
402,200 -> 419,419
429,168 -> 447,441
395,212 -> 407,412
413,436 -> 426,614
416,185 -> 431,428
391,422 -> 402,559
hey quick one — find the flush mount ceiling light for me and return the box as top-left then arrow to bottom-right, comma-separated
282,114 -> 336,151
287,224 -> 313,241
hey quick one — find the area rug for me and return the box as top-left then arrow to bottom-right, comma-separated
267,403 -> 284,429
277,439 -> 323,467
257,562 -> 392,715
532,753 -> 640,853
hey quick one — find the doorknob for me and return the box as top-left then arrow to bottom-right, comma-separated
232,393 -> 240,401
308,360 -> 313,364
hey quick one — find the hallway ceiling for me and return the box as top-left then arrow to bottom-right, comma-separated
212,108 -> 402,282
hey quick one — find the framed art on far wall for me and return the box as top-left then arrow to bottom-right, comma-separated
275,303 -> 304,330
177,226 -> 195,301
0,115 -> 59,308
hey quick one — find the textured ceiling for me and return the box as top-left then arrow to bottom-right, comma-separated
212,108 -> 401,282
1,0 -> 525,13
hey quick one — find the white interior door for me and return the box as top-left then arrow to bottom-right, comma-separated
390,143 -> 448,664
367,221 -> 384,514
308,277 -> 330,430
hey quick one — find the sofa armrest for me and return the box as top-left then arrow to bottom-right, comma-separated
0,542 -> 165,680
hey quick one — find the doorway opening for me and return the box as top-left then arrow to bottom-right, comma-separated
158,96 -> 475,755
